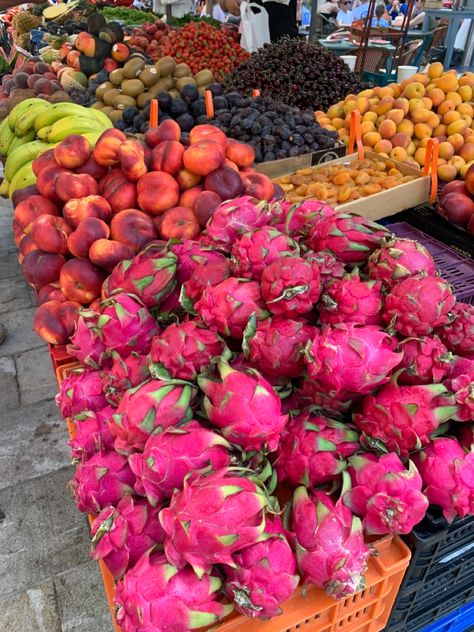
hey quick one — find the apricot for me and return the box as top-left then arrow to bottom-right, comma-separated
397,119 -> 415,136
376,96 -> 395,115
437,73 -> 459,93
377,86 -> 395,98
422,97 -> 433,110
408,98 -> 425,113
433,124 -> 448,137
415,147 -> 427,166
460,160 -> 474,177
412,73 -> 430,87
403,82 -> 426,99
426,87 -> 445,107
445,91 -> 462,106
391,132 -> 411,149
327,103 -> 344,119
438,101 -> 456,117
438,141 -> 455,160
447,119 -> 468,136
359,89 -> 374,98
426,113 -> 441,129
459,143 -> 474,162
332,117 -> 345,130
374,139 -> 393,154
443,110 -> 461,125
428,62 -> 444,79
459,74 -> 474,87
448,133 -> 465,152
438,163 -> 457,181
393,98 -> 409,115
363,111 -> 378,123
420,138 -> 431,148
390,147 -> 408,161
459,85 -> 473,102
355,97 -> 370,114
360,121 -> 376,135
343,101 -> 358,116
414,123 -> 432,140
363,131 -> 382,147
457,103 -> 473,118
379,119 -> 397,139
407,141 -> 416,156
449,155 -> 466,172
411,108 -> 431,124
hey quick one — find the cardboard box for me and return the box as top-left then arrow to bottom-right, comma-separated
258,150 -> 431,222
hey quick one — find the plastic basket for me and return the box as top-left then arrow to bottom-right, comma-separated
48,343 -> 75,373
389,222 -> 474,304
55,361 -> 81,386
419,601 -> 474,632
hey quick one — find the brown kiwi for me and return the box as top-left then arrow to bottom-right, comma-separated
121,79 -> 145,98
95,81 -> 113,99
113,94 -> 137,110
102,88 -> 122,106
109,69 -> 124,86
122,58 -> 146,79
108,109 -> 124,123
168,89 -> 179,99
155,56 -> 176,77
139,66 -> 160,87
148,78 -> 173,94
176,76 -> 197,91
136,92 -> 154,109
194,69 -> 214,87
174,63 -> 192,78
90,101 -> 105,110
100,105 -> 115,117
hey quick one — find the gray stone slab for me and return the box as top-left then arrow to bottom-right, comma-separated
16,346 -> 57,406
0,273 -> 35,314
0,355 -> 20,410
0,249 -> 22,279
0,581 -> 62,632
0,307 -> 46,357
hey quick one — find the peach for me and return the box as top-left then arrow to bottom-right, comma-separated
137,171 -> 180,215
176,169 -> 202,190
414,123 -> 432,140
33,300 -> 80,345
62,195 -> 112,228
158,206 -> 200,240
374,139 -> 393,154
118,139 -> 148,182
18,234 -> 39,262
179,185 -> 204,209
205,165 -> 243,200
242,172 -> 275,201
37,165 -> 68,203
75,155 -> 108,180
56,172 -> 99,203
59,258 -> 105,304
110,209 -> 157,253
411,108 -> 431,124
189,124 -> 227,147
22,250 -> 65,290
150,140 -> 185,175
393,98 -> 409,115
438,101 -> 456,117
30,215 -> 72,255
37,283 -> 66,305
363,131 -> 382,147
193,191 -> 222,227
403,82 -> 425,99
389,147 -> 408,161
11,185 -> 39,208
225,140 -> 255,168
426,87 -> 445,107
67,217 -> 110,258
390,132 -> 410,149
447,133 -> 465,152
438,163 -> 457,181
397,119 -> 414,136
32,149 -> 57,177
93,128 -> 127,167
13,195 -> 59,233
89,239 -> 135,272
111,42 -> 130,63
378,119 -> 397,139
386,109 -> 405,125
438,141 -> 455,160
428,62 -> 444,79
144,120 -> 181,148
183,140 -> 226,177
458,143 -> 474,162
54,135 -> 91,169
447,119 -> 468,136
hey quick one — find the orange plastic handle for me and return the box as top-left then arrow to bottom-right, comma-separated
205,90 -> 214,118
149,99 -> 158,127
348,109 -> 364,160
423,137 -> 439,204
252,89 -> 260,97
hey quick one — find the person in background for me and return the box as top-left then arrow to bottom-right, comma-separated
386,0 -> 406,19
317,0 -> 338,20
351,0 -> 369,20
201,0 -> 227,21
336,0 -> 353,26
222,0 -> 298,41
372,3 -> 390,25
409,0 -> 434,28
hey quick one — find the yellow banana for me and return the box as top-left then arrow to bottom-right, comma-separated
8,129 -> 37,154
47,117 -> 105,143
0,177 -> 10,197
0,118 -> 15,157
9,161 -> 35,199
89,109 -> 113,129
81,131 -> 103,148
15,102 -> 51,137
37,125 -> 53,140
34,102 -> 90,132
5,140 -> 50,183
8,98 -> 47,132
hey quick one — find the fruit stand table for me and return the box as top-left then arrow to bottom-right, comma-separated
422,8 -> 474,67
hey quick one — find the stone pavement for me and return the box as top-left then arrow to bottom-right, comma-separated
0,199 -> 113,631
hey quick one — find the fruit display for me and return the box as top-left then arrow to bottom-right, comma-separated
319,64 -> 474,181
222,37 -> 364,111
98,6 -> 159,25
0,100 -> 112,197
46,192 -> 474,630
274,156 -> 418,205
437,166 -> 474,235
11,10 -> 42,49
127,20 -> 174,62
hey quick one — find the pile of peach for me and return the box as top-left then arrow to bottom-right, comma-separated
317,64 -> 474,182
274,157 -> 418,205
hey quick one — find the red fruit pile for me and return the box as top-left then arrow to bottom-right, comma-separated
128,20 -> 172,61
0,60 -> 63,112
437,164 -> 474,235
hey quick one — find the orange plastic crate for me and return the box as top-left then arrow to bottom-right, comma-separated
55,361 -> 82,387
48,343 -> 74,372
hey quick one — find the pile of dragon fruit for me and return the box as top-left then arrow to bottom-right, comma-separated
56,195 -> 474,631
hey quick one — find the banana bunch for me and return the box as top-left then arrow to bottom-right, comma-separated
0,99 -> 112,198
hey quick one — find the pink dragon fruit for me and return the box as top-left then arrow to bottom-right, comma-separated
275,199 -> 338,238
260,257 -> 321,317
102,243 -> 177,309
383,274 -> 456,337
292,486 -> 370,599
295,376 -> 355,416
67,309 -> 107,369
444,362 -> 474,422
305,324 -> 403,395
318,269 -> 383,326
181,259 -> 232,304
96,293 -> 158,358
413,437 -> 474,522
437,302 -> 474,358
353,379 -> 458,457
110,379 -> 196,453
102,351 -> 151,407
343,454 -> 429,534
205,195 -> 272,251
304,250 -> 346,290
115,551 -> 233,632
243,315 -> 314,378
224,516 -> 300,619
459,424 -> 474,450
198,360 -> 288,452
56,369 -> 107,418
129,420 -> 231,506
398,336 -> 453,385
170,240 -> 227,283
195,277 -> 269,339
70,451 -> 136,515
149,321 -> 226,381
308,212 -> 388,265
367,237 -> 436,289
69,407 -> 116,460
90,496 -> 165,579
155,285 -> 183,323
231,226 -> 299,280
276,412 -> 360,488
159,468 -> 270,577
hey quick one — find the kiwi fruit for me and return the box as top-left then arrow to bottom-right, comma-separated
174,63 -> 192,78
176,77 -> 197,91
123,58 -> 146,79
155,56 -> 176,77
169,89 -> 179,99
194,69 -> 214,87
109,69 -> 124,86
100,105 -> 115,117
102,88 -> 122,106
136,92 -> 154,109
139,66 -> 160,87
96,81 -> 113,99
113,94 -> 137,110
90,101 -> 105,110
121,79 -> 145,98
108,109 -> 124,123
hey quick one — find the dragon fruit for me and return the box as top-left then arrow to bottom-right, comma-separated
70,451 -> 136,515
305,324 -> 403,396
308,212 -> 388,265
159,468 -> 271,577
295,376 -> 355,416
292,486 -> 370,599
149,321 -> 226,381
459,424 -> 474,450
110,379 -> 196,453
224,516 -> 299,619
170,240 -> 227,283
413,437 -> 474,522
96,293 -> 158,358
367,237 -> 436,289
444,362 -> 474,422
260,257 -> 321,317
231,226 -> 299,280
102,243 -> 177,309
129,421 -> 231,506
353,379 -> 458,457
243,315 -> 314,378
343,454 -> 429,534
102,351 -> 150,407
115,551 -> 233,632
383,274 -> 455,337
56,369 -> 107,418
198,360 -> 288,452
304,250 -> 346,290
398,336 -> 452,385
67,309 -> 107,369
273,199 -> 338,237
318,269 -> 383,326
69,407 -> 116,460
90,496 -> 165,579
181,259 -> 232,304
205,196 -> 272,251
276,412 -> 360,488
195,277 -> 269,339
155,285 -> 184,324
437,302 -> 474,358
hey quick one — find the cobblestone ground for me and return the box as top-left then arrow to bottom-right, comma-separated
0,199 -> 113,631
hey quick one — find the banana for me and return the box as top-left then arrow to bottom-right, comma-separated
34,102 -> 90,132
46,117 -> 105,143
0,118 -> 15,157
0,178 -> 10,197
8,129 -> 37,154
5,140 -> 50,183
15,102 -> 51,138
9,161 -> 35,199
37,125 -> 52,140
81,131 -> 103,148
89,109 -> 114,129
8,98 -> 47,132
